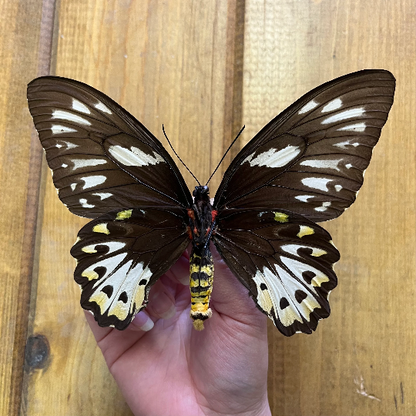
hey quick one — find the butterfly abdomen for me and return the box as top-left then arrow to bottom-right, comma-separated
187,185 -> 216,330
189,248 -> 214,330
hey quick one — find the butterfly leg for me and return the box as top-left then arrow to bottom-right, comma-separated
189,246 -> 214,330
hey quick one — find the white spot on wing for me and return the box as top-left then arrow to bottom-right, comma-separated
280,257 -> 330,290
253,261 -> 326,327
301,177 -> 332,192
300,159 -> 342,172
81,175 -> 107,190
108,145 -> 165,167
245,145 -> 301,168
79,198 -> 94,208
56,140 -> 79,150
52,110 -> 91,125
295,195 -> 314,202
322,98 -> 343,113
315,201 -> 331,212
281,244 -> 327,257
71,158 -> 107,170
337,122 -> 366,132
92,192 -> 112,200
298,100 -> 319,114
71,183 -> 77,191
88,260 -> 152,320
333,140 -> 360,149
72,99 -> 91,114
335,184 -> 342,192
253,267 -> 301,325
82,241 -> 126,254
81,253 -> 128,281
51,125 -> 77,135
322,107 -> 365,124
95,101 -> 112,114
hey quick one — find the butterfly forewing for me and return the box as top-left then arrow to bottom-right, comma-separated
27,77 -> 192,218
213,209 -> 340,335
71,208 -> 190,329
214,70 -> 395,222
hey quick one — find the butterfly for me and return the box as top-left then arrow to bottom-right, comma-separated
27,70 -> 395,336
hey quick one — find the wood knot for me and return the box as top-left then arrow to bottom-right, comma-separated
25,334 -> 50,371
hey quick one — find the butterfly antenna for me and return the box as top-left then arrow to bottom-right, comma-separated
205,125 -> 245,186
162,125 -> 201,186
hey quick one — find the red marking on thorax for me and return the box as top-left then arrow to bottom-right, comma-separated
211,210 -> 218,222
187,209 -> 195,220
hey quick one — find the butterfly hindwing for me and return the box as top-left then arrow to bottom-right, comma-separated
214,70 -> 395,222
213,209 -> 340,336
27,77 -> 192,218
71,208 -> 190,329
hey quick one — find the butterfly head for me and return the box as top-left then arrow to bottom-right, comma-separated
192,185 -> 210,202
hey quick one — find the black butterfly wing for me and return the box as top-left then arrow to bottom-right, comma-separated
27,76 -> 192,218
28,77 -> 193,329
71,208 -> 190,329
214,70 -> 395,222
213,209 -> 340,336
213,70 -> 394,335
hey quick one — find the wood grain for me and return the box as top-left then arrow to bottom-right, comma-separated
0,0 -> 53,414
1,0 -> 415,415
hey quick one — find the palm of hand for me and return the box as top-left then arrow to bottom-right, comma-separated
85,248 -> 271,416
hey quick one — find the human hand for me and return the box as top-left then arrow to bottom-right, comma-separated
85,245 -> 272,416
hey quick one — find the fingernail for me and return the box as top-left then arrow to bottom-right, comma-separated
140,316 -> 154,332
131,312 -> 154,332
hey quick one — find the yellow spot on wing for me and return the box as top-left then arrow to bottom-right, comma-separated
89,292 -> 109,313
311,273 -> 330,287
116,209 -> 133,220
93,223 -> 110,234
280,305 -> 303,326
81,244 -> 97,254
258,286 -> 274,314
297,225 -> 315,238
81,269 -> 99,280
133,285 -> 146,310
298,296 -> 320,321
311,248 -> 327,257
109,301 -> 129,320
274,212 -> 289,223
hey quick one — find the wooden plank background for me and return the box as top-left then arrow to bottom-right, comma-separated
1,0 -> 415,415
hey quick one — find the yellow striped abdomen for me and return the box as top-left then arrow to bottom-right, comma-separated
189,250 -> 214,330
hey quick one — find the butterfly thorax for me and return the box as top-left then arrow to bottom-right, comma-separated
187,186 -> 217,330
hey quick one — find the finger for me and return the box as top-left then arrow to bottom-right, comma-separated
146,279 -> 177,320
84,306 -> 155,339
129,310 -> 155,332
210,245 -> 267,329
163,249 -> 190,286
85,309 -> 155,368
84,309 -> 113,342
